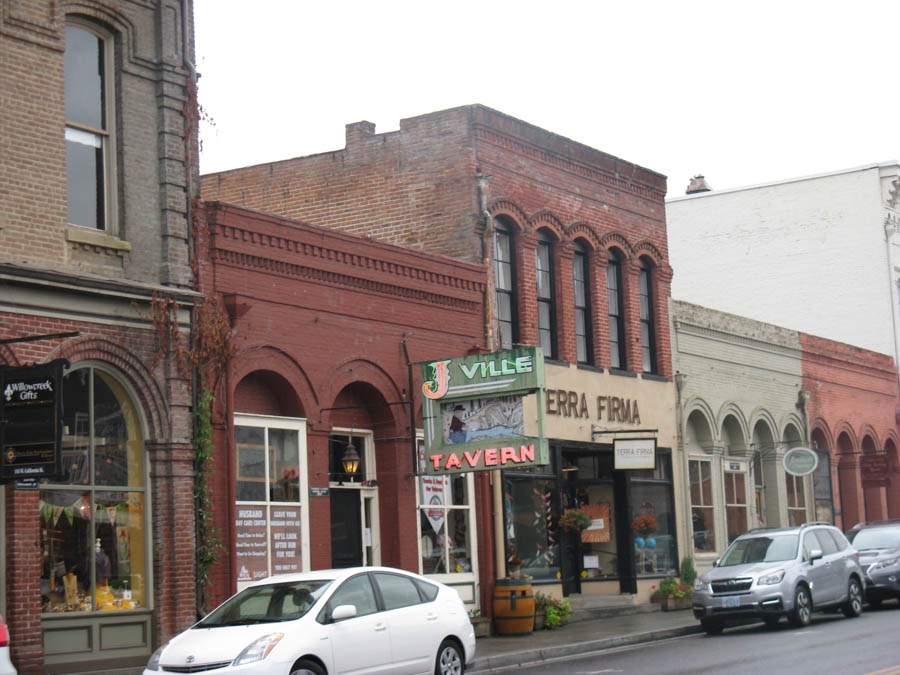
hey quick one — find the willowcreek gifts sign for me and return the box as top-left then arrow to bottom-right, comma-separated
0,359 -> 67,483
419,347 -> 548,475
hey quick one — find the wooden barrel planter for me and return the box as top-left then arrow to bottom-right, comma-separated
492,578 -> 535,635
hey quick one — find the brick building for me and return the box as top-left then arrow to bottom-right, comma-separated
202,105 -> 683,600
1,1 -> 198,671
671,300 -> 900,577
195,201 -> 489,611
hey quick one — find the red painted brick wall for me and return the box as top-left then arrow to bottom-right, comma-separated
801,333 -> 900,528
198,202 -> 488,608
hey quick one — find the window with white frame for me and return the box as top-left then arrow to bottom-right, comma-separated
724,468 -> 748,543
495,219 -> 518,350
785,473 -> 807,526
234,415 -> 308,584
638,257 -> 657,374
416,440 -> 476,578
65,21 -> 115,231
607,248 -> 626,370
689,459 -> 715,552
573,240 -> 593,364
536,229 -> 557,358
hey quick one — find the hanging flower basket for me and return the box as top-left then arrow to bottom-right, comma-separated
558,508 -> 592,533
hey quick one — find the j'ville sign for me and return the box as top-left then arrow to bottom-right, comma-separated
545,389 -> 642,424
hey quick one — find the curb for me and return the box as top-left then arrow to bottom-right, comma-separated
468,623 -> 704,672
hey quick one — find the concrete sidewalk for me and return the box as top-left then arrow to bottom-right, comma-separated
469,609 -> 704,672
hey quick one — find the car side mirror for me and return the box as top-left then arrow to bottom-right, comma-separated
330,604 -> 358,622
712,558 -> 720,568
808,549 -> 823,564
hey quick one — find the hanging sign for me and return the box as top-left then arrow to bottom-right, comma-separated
0,359 -> 67,483
418,347 -> 548,475
614,438 -> 656,470
860,453 -> 891,488
783,446 -> 819,476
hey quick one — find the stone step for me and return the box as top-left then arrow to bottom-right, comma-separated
565,594 -> 662,623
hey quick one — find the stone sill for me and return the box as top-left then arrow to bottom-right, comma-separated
66,225 -> 132,252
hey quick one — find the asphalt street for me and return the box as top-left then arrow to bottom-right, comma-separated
488,603 -> 900,674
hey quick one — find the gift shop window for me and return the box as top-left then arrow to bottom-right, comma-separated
65,20 -> 116,232
494,218 -> 519,350
785,473 -> 807,526
503,470 -> 560,581
416,441 -> 477,581
689,459 -> 716,553
630,454 -> 677,577
40,366 -> 147,614
234,415 -> 308,588
724,469 -> 749,543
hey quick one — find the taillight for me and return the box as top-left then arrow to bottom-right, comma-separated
0,617 -> 8,648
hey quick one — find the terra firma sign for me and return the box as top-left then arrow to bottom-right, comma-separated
419,347 -> 548,475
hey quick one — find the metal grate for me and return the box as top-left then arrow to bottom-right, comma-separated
710,578 -> 753,594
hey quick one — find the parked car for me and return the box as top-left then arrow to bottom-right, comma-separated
0,614 -> 16,675
143,566 -> 474,674
846,519 -> 900,607
692,522 -> 864,634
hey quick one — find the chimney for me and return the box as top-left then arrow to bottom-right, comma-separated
346,121 -> 376,147
686,175 -> 712,194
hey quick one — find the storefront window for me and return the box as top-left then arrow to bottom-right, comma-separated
417,472 -> 473,575
631,455 -> 677,577
503,475 -> 559,581
41,367 -> 146,613
812,450 -> 834,523
786,473 -> 807,526
724,471 -> 748,542
689,459 -> 715,552
234,415 -> 306,583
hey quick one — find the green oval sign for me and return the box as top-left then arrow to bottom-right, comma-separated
783,447 -> 819,476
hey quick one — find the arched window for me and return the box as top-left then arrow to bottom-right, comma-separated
606,249 -> 626,369
65,20 -> 116,231
494,219 -> 519,350
639,257 -> 657,373
573,240 -> 593,364
535,229 -> 557,358
40,365 -> 147,613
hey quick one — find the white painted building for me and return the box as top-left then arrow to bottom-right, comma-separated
666,162 -> 900,364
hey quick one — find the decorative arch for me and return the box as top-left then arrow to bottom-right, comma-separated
809,418 -> 834,452
319,358 -> 404,429
748,408 -> 779,442
716,402 -> 750,445
488,200 -> 528,232
777,411 -> 806,443
529,210 -> 565,239
684,399 -> 717,453
52,337 -> 168,441
835,425 -> 859,454
0,342 -> 19,367
597,232 -> 636,258
859,426 -> 880,452
633,241 -> 665,267
566,222 -> 602,249
231,344 -> 317,413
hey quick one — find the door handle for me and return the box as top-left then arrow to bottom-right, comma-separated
374,623 -> 387,632
426,613 -> 438,621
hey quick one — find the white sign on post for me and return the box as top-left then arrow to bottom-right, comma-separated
614,438 -> 657,470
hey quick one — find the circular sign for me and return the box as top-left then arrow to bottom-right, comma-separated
783,446 -> 819,476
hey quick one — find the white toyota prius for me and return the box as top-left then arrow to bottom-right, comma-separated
144,566 -> 475,675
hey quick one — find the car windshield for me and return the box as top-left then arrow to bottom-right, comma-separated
719,534 -> 799,566
848,527 -> 900,551
196,580 -> 332,628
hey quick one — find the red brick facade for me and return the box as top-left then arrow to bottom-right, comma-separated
801,334 -> 900,529
202,105 -> 674,378
196,202 -> 491,609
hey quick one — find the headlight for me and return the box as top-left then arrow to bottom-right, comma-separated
870,557 -> 900,571
693,578 -> 707,591
233,633 -> 284,666
146,642 -> 168,671
759,569 -> 785,585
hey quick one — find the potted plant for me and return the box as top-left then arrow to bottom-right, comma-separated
534,592 -> 572,630
468,608 -> 491,638
650,577 -> 693,610
558,508 -> 592,533
631,513 -> 659,547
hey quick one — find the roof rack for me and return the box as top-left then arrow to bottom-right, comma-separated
799,521 -> 833,529
848,518 -> 900,530
744,527 -> 781,534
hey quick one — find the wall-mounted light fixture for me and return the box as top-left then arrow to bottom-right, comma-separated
341,443 -> 361,479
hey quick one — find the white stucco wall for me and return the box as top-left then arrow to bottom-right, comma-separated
667,163 -> 900,359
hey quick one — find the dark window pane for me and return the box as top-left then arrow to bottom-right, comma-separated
374,573 -> 422,610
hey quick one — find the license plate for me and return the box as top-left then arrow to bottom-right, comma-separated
723,597 -> 740,608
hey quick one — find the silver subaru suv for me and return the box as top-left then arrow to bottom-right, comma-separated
692,522 -> 865,634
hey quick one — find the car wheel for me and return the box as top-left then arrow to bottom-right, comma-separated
842,578 -> 863,618
789,585 -> 812,627
700,618 -> 724,635
762,616 -> 780,628
435,639 -> 464,675
290,660 -> 325,675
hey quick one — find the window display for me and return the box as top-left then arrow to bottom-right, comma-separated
41,367 -> 146,613
503,475 -> 559,580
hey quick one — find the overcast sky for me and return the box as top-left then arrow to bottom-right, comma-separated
194,0 -> 900,197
